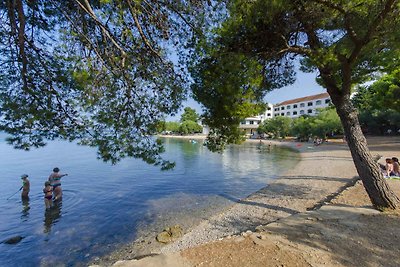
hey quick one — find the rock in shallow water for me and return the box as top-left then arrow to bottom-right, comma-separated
156,225 -> 183,243
3,236 -> 23,244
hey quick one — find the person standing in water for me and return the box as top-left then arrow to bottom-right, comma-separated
43,181 -> 53,209
48,167 -> 68,201
20,174 -> 30,199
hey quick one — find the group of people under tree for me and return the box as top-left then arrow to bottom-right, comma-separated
19,167 -> 68,209
383,157 -> 400,178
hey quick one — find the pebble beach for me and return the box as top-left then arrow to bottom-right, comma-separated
93,136 -> 400,267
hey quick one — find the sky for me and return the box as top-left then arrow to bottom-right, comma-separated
264,71 -> 325,104
169,70 -> 326,121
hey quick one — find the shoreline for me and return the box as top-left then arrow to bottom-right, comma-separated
91,137 -> 300,265
158,138 -> 356,254
94,136 -> 400,266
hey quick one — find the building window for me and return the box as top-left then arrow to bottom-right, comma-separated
293,104 -> 298,108
300,103 -> 305,107
267,113 -> 271,116
274,108 -> 279,111
286,105 -> 291,109
250,121 -> 254,124
308,109 -> 313,114
325,99 -> 331,104
286,112 -> 290,115
281,113 -> 284,116
267,107 -> 271,110
300,110 -> 304,115
316,100 -> 321,105
293,111 -> 297,115
307,102 -> 313,106
281,106 -> 285,110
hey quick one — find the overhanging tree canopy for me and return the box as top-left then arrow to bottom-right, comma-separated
0,0 -> 208,169
1,0 -> 400,209
191,0 -> 400,209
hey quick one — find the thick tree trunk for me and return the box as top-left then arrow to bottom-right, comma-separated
331,93 -> 399,210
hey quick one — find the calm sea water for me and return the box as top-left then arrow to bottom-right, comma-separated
0,134 -> 298,266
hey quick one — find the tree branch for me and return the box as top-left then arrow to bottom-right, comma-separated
74,0 -> 127,67
15,0 -> 28,91
159,0 -> 201,34
311,0 -> 360,47
348,0 -> 396,64
276,33 -> 311,56
126,1 -> 162,60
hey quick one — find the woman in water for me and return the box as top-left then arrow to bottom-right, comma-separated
48,167 -> 68,201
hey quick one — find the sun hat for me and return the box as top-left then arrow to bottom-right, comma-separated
20,174 -> 29,179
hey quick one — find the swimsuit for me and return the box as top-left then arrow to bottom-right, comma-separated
44,188 -> 53,199
50,176 -> 61,188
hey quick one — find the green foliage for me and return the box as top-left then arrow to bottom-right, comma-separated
0,0 -> 207,169
180,107 -> 199,122
191,50 -> 267,151
258,107 -> 343,140
164,121 -> 181,133
358,110 -> 400,135
290,108 -> 343,140
190,0 -> 400,151
291,116 -> 314,141
354,69 -> 400,112
258,116 -> 292,139
353,69 -> 400,134
179,120 -> 203,134
311,108 -> 343,138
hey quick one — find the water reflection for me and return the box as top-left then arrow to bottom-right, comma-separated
21,197 -> 30,220
44,201 -> 62,233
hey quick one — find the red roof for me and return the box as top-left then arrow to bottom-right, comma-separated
275,92 -> 330,106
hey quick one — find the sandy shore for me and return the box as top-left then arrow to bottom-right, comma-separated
93,136 -> 400,267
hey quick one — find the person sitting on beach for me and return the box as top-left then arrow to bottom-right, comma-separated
20,174 -> 30,199
392,157 -> 400,176
384,158 -> 394,177
48,167 -> 68,201
43,181 -> 53,209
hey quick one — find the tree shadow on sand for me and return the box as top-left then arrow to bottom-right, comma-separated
208,204 -> 400,266
263,205 -> 400,267
210,175 -> 361,236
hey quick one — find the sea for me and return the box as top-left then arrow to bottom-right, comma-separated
0,134 -> 299,266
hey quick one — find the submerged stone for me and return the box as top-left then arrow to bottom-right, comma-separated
156,225 -> 183,243
3,236 -> 23,244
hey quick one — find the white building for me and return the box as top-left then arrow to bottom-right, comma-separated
239,103 -> 274,135
273,92 -> 331,118
239,92 -> 331,136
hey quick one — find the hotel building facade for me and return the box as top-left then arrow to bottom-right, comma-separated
239,92 -> 331,136
273,92 -> 331,118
